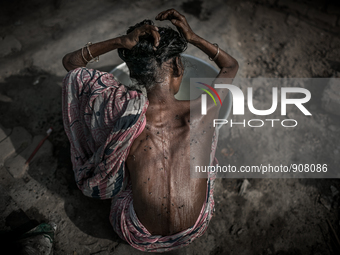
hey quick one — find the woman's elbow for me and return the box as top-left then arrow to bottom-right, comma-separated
229,59 -> 239,76
62,54 -> 73,72
231,58 -> 239,71
62,54 -> 69,71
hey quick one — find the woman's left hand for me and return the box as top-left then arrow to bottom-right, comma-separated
120,24 -> 160,50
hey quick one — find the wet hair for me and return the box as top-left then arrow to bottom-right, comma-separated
118,19 -> 187,91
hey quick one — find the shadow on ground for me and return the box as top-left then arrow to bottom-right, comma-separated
0,68 -> 124,243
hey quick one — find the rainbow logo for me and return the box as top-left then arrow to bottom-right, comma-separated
196,82 -> 222,106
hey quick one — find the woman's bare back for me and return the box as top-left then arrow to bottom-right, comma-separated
126,99 -> 216,236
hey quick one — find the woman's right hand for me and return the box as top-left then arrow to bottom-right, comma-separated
120,24 -> 160,50
155,9 -> 197,43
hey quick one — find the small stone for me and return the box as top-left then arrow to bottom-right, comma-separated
237,228 -> 244,236
239,179 -> 251,196
319,195 -> 332,210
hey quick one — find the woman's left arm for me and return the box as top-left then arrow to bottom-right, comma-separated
62,24 -> 160,72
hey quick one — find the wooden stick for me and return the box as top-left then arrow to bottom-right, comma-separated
25,128 -> 53,165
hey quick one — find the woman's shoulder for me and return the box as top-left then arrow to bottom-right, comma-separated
64,67 -> 129,89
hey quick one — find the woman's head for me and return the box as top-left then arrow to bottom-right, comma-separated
118,20 -> 187,91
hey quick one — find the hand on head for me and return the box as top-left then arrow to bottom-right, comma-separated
122,9 -> 195,50
155,9 -> 196,43
121,24 -> 160,50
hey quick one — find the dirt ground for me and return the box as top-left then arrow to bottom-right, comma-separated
1,0 -> 340,254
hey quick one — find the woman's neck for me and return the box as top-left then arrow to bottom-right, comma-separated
146,75 -> 182,106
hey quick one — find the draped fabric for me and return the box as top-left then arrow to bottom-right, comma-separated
62,67 -> 148,199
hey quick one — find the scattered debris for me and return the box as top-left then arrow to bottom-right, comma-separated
319,195 -> 332,211
330,186 -> 339,197
238,179 -> 251,196
32,75 -> 47,86
221,147 -> 234,158
237,228 -> 244,236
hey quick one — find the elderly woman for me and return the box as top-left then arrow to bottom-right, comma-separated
62,9 -> 238,252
